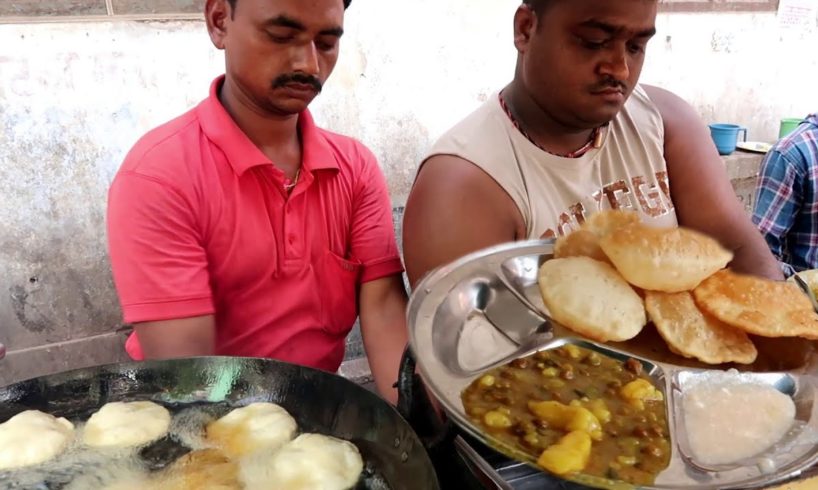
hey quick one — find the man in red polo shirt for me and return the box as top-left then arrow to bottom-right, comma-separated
106,0 -> 407,402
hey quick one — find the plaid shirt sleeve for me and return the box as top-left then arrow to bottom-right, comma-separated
752,149 -> 804,274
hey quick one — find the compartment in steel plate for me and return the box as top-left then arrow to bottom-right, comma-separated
656,369 -> 818,488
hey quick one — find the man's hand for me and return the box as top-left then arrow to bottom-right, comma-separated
644,85 -> 783,280
358,274 -> 410,405
133,315 -> 216,359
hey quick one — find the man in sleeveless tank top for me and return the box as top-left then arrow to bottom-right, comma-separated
403,0 -> 781,287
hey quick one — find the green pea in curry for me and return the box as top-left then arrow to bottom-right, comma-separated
461,345 -> 671,485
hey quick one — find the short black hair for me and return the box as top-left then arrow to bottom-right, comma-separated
522,0 -> 553,15
226,0 -> 352,10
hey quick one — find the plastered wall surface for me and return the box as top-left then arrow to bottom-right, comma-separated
1,0 -> 814,384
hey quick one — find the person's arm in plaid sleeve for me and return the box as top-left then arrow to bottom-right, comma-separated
752,149 -> 804,274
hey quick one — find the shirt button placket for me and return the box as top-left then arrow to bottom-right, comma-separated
283,199 -> 300,257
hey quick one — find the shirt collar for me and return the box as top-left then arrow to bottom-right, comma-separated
196,75 -> 339,176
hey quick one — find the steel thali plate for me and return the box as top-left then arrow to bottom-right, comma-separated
407,239 -> 818,489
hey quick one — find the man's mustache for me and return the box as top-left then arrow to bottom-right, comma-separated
591,77 -> 628,93
272,73 -> 323,93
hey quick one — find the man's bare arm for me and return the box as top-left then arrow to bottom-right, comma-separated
358,274 -> 409,405
644,85 -> 783,280
402,155 -> 525,289
133,315 -> 216,359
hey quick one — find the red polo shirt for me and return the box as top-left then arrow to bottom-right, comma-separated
107,76 -> 403,372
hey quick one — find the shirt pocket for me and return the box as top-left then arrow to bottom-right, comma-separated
320,250 -> 362,337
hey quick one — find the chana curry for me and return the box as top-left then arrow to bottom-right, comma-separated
461,345 -> 671,485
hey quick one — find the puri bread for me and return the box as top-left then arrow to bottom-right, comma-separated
155,449 -> 241,490
83,401 -> 171,448
206,402 -> 297,458
64,461 -> 151,490
72,450 -> 239,490
583,209 -> 641,237
538,257 -> 646,342
645,291 -> 757,364
694,269 -> 818,339
101,479 -> 149,490
599,223 -> 733,292
0,410 -> 74,470
241,433 -> 364,490
554,229 -> 610,263
553,210 -> 640,263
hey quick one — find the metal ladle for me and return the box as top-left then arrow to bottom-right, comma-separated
793,274 -> 818,314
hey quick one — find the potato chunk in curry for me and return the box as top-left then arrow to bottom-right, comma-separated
621,379 -> 664,410
538,431 -> 592,476
527,401 -> 603,441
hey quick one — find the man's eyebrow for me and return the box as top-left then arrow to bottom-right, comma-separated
635,27 -> 657,38
264,14 -> 344,37
578,20 -> 656,38
320,27 -> 344,37
265,15 -> 305,31
578,20 -> 618,34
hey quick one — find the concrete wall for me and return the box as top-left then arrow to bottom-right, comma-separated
643,12 -> 818,142
1,0 -> 815,385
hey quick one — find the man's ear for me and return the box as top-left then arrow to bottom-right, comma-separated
205,0 -> 230,50
513,4 -> 538,54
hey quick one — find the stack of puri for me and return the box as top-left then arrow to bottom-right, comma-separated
537,210 -> 818,370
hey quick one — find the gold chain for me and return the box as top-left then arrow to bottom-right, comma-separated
283,167 -> 301,192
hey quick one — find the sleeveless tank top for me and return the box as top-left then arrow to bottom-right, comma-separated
424,85 -> 678,239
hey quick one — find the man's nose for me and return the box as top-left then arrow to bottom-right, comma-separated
292,42 -> 320,77
598,44 -> 630,82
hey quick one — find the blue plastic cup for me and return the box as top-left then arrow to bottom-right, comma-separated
709,123 -> 747,156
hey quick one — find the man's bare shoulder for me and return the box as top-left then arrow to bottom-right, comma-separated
403,153 -> 525,284
641,85 -> 701,135
415,154 -> 519,212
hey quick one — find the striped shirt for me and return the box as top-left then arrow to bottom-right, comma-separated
752,114 -> 818,276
